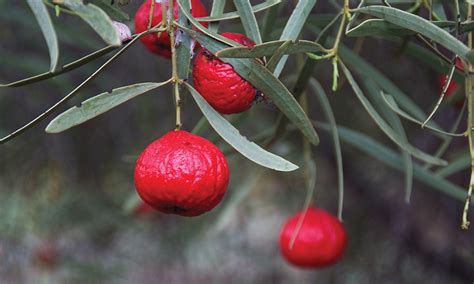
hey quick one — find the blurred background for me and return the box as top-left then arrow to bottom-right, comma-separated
0,0 -> 473,283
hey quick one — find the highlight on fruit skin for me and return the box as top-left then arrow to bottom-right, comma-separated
134,130 -> 229,217
192,32 -> 258,114
134,0 -> 208,58
279,206 -> 347,268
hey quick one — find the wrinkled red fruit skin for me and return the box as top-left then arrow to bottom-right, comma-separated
134,0 -> 208,58
279,207 -> 347,268
192,32 -> 257,114
134,130 -> 229,217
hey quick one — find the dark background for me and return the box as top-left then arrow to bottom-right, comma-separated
0,0 -> 473,283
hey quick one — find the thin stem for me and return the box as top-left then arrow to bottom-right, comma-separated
463,0 -> 473,230
147,0 -> 155,29
169,0 -> 181,130
422,60 -> 457,127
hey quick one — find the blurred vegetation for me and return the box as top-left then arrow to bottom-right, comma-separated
0,0 -> 473,283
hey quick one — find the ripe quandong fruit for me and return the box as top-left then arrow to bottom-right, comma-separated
134,130 -> 229,216
134,0 -> 209,58
192,32 -> 258,114
279,206 -> 347,268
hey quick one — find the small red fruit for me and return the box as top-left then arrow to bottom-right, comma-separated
192,32 -> 258,114
279,206 -> 347,268
134,0 -> 209,58
134,130 -> 229,216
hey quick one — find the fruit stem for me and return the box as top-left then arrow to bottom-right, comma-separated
147,0 -> 155,29
463,0 -> 473,230
168,0 -> 182,130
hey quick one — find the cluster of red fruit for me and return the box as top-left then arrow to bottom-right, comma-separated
132,0 -> 347,268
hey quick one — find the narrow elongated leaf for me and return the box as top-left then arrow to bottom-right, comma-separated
436,153 -> 470,178
63,0 -> 121,46
346,19 -> 458,38
208,0 -> 226,32
216,40 -> 325,58
176,0 -> 192,79
177,0 -> 242,46
274,0 -> 318,76
347,19 -> 419,37
339,60 -> 447,166
26,0 -> 59,72
183,27 -> 319,145
363,79 -> 413,202
305,21 -> 447,130
197,0 -> 281,22
314,122 -> 473,204
185,82 -> 298,172
266,41 -> 292,72
308,79 -> 344,215
380,93 -> 465,137
336,42 -> 446,133
46,81 -> 170,133
354,6 -> 474,63
233,0 -> 262,44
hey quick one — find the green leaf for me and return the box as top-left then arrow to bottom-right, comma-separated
185,82 -> 299,172
336,42 -> 446,134
176,0 -> 192,80
380,93 -> 465,137
314,122 -> 472,204
363,79 -> 413,203
197,0 -> 282,22
266,41 -> 292,73
46,81 -> 170,133
88,0 -> 130,21
182,27 -> 320,145
339,60 -> 447,166
347,19 -> 418,37
233,0 -> 262,44
346,19 -> 458,38
208,0 -> 226,32
354,5 -> 473,63
216,40 -> 325,58
27,0 -> 59,72
63,0 -> 122,46
436,152 -> 470,178
274,0 -> 318,76
308,79 -> 344,215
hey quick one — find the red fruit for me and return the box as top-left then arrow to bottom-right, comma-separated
279,207 -> 347,268
134,130 -> 229,216
192,32 -> 258,114
134,0 -> 209,58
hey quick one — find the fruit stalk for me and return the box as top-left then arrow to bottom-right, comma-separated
463,1 -> 473,230
168,0 -> 182,130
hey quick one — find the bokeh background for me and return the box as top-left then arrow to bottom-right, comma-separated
0,0 -> 473,283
